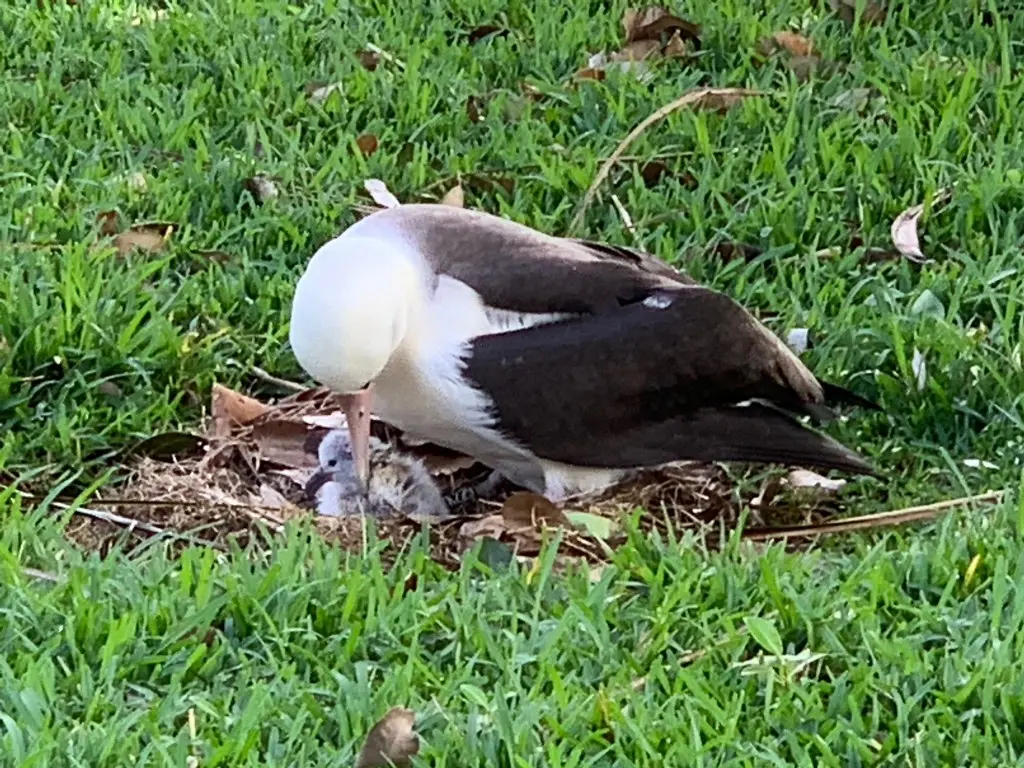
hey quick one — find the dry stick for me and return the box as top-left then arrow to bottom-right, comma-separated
250,365 -> 306,393
742,490 -> 1004,542
569,88 -> 762,234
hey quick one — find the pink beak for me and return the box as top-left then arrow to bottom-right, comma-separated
337,387 -> 373,493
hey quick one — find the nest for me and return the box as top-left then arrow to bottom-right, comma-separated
64,383 -> 753,568
63,380 -> 984,569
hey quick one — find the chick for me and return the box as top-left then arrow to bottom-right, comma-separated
305,429 -> 451,520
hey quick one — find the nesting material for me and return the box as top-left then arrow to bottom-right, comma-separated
66,382 -> 837,566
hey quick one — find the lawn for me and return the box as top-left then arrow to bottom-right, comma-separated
3,0 -> 1024,764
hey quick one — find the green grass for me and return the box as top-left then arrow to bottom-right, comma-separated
2,0 -> 1024,764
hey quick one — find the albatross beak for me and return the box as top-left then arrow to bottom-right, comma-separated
337,387 -> 373,493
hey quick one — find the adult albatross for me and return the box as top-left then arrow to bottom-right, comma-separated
289,204 -> 875,500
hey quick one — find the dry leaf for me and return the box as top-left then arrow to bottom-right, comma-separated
356,707 -> 420,768
466,24 -> 508,44
96,210 -> 121,237
787,469 -> 846,494
611,39 -> 662,63
210,383 -> 270,438
788,55 -> 821,81
829,0 -> 887,25
622,6 -> 701,47
662,29 -> 689,58
356,134 -> 379,157
113,224 -> 173,257
687,87 -> 759,113
500,491 -> 571,529
356,49 -> 380,71
466,95 -> 483,123
364,179 -> 401,208
257,484 -> 290,510
574,67 -> 607,81
243,175 -> 279,204
251,420 -> 318,469
440,183 -> 465,207
774,30 -> 813,56
195,249 -> 232,264
890,189 -> 951,263
306,81 -> 342,104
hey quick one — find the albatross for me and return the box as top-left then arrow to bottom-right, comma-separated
289,204 -> 876,500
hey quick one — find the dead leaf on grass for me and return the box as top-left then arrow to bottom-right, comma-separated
785,328 -> 810,355
96,380 -> 124,398
364,179 -> 402,208
96,210 -> 121,236
356,134 -> 380,157
501,491 -> 571,529
577,6 -> 700,82
113,224 -> 174,257
210,383 -> 270,438
829,0 -> 887,26
622,5 -> 701,47
466,94 -> 484,123
356,49 -> 380,71
122,432 -> 208,462
890,189 -> 952,263
440,183 -> 465,208
356,707 -> 420,768
243,175 -> 279,204
194,249 -> 232,264
755,31 -> 821,81
465,24 -> 509,45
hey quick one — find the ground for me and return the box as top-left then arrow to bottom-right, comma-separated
2,0 -> 1024,765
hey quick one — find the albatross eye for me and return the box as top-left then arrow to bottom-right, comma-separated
326,458 -> 338,468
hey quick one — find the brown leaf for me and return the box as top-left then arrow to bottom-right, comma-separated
440,183 -> 465,208
251,419 -> 318,469
707,241 -> 763,262
829,0 -> 887,26
662,29 -> 690,58
574,67 -> 607,81
466,24 -> 508,44
243,175 -> 279,204
500,491 -> 571,529
610,39 -> 662,63
113,224 -> 174,257
623,6 -> 701,47
686,87 -> 760,113
788,55 -> 821,81
466,95 -> 484,123
770,31 -> 814,57
356,134 -> 379,157
210,383 -> 270,438
356,49 -> 380,71
96,210 -> 121,236
356,707 -> 420,768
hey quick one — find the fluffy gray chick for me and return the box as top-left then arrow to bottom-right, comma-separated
305,429 -> 450,520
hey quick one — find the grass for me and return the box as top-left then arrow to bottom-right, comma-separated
2,0 -> 1024,763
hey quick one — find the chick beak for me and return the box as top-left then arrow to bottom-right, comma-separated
304,469 -> 331,500
337,386 -> 373,493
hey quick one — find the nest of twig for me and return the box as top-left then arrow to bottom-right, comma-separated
60,381 -> 999,568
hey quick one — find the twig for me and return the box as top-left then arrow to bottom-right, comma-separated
742,490 -> 1004,542
610,194 -> 637,238
569,88 -> 762,234
250,366 -> 306,393
21,567 -> 65,584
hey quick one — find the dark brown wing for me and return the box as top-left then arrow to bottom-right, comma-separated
368,204 -> 689,315
463,286 -> 874,475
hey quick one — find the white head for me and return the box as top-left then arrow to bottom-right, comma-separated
289,235 -> 426,394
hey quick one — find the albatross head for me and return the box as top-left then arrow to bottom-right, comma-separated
289,235 -> 425,491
